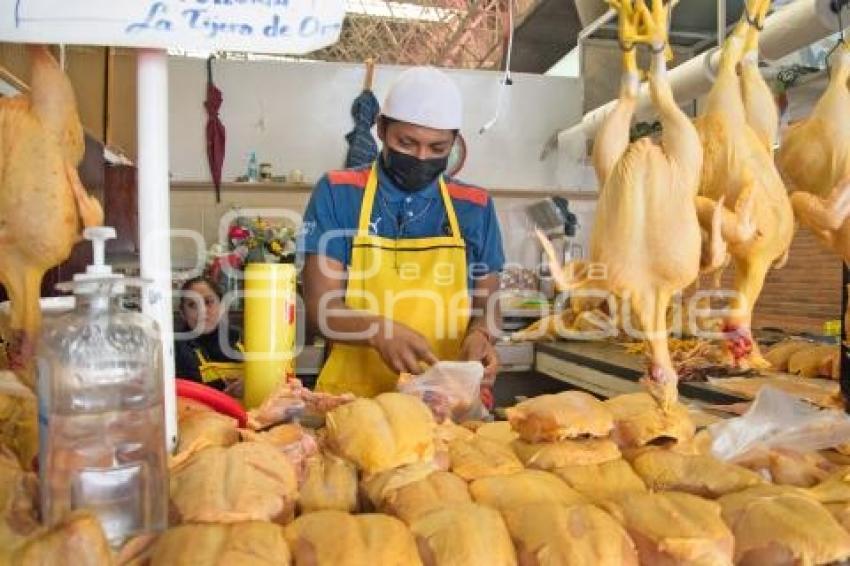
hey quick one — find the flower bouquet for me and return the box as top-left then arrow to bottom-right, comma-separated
227,215 -> 296,264
206,214 -> 296,296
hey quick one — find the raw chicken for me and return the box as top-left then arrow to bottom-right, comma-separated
146,522 -> 290,566
506,391 -> 612,442
542,0 -> 705,408
326,393 -> 435,474
510,307 -> 626,343
474,421 -> 518,445
736,448 -> 836,487
787,344 -> 839,380
502,502 -> 638,566
0,450 -> 39,554
434,421 -> 474,446
709,375 -> 842,409
764,340 -> 813,372
719,484 -> 850,565
693,0 -> 794,369
631,448 -> 764,498
0,46 -> 103,380
778,42 -> 850,263
169,442 -> 298,524
175,396 -> 216,420
433,422 -> 472,467
247,378 -> 354,430
470,470 -> 585,512
373,471 -> 471,524
553,459 -> 647,503
808,467 -> 850,504
510,310 -> 577,343
361,461 -> 441,511
8,512 -> 113,566
448,436 -> 523,481
605,392 -> 695,448
511,437 -> 621,470
175,410 -> 238,456
808,468 -> 850,531
410,503 -> 516,566
298,453 -> 358,514
0,371 -> 37,468
239,424 -> 319,484
607,491 -> 734,566
284,511 -> 422,566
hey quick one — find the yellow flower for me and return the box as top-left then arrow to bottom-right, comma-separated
255,218 -> 268,231
269,240 -> 283,254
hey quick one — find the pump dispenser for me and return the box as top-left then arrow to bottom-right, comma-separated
37,227 -> 167,548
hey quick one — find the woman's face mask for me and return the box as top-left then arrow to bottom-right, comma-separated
381,147 -> 449,192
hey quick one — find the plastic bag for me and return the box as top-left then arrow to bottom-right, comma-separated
709,386 -> 850,462
398,361 -> 488,423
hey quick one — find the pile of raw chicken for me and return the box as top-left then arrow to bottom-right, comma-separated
7,386 -> 850,565
516,0 -> 850,407
5,0 -> 850,563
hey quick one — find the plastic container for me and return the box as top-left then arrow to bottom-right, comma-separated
37,227 -> 168,548
247,152 -> 259,182
243,263 -> 297,409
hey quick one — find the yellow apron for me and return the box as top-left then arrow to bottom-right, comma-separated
316,163 -> 470,397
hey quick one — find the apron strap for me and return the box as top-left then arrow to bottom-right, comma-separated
357,163 -> 380,237
438,177 -> 463,245
357,161 -> 464,245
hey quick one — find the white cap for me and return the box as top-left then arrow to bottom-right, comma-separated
382,66 -> 463,130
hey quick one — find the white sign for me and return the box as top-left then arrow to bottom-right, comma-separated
0,0 -> 346,54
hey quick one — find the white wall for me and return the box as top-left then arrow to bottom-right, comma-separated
167,57 -> 586,190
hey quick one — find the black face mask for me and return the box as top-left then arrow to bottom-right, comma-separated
381,147 -> 448,192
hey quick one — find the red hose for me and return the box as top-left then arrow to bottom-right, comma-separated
175,378 -> 247,427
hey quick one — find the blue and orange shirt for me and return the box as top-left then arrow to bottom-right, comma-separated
297,163 -> 505,285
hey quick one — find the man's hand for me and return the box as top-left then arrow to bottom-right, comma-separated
460,329 -> 500,387
370,319 -> 439,375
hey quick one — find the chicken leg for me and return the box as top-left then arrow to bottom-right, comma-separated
741,0 -> 779,152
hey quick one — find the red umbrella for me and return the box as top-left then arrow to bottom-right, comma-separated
205,56 -> 226,203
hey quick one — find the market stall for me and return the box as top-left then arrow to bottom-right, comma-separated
5,0 -> 850,564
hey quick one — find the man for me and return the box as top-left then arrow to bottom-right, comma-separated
299,66 -> 504,404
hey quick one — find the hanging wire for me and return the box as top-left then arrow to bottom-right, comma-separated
479,0 -> 514,135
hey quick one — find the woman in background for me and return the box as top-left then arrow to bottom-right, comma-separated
174,276 -> 241,392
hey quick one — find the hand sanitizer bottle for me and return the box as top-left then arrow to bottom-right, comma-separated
38,227 -> 168,548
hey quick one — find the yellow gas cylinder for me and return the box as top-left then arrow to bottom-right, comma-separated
242,263 -> 296,409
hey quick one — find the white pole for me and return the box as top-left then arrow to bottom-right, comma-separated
137,49 -> 177,453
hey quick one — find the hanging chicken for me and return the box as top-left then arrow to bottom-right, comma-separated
777,40 -> 850,262
692,0 -> 794,369
541,0 -> 704,409
0,46 -> 103,383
